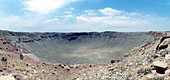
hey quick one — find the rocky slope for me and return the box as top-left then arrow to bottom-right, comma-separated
0,30 -> 156,65
0,38 -> 103,80
73,32 -> 170,80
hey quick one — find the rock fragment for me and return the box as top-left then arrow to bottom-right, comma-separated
146,74 -> 155,79
1,57 -> 7,62
165,54 -> 170,60
0,74 -> 15,80
165,69 -> 170,75
111,60 -> 116,64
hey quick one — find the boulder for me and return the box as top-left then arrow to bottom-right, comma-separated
163,38 -> 170,44
152,70 -> 156,74
156,37 -> 170,50
167,46 -> 170,52
152,61 -> 168,74
165,69 -> 170,74
153,61 -> 167,69
0,75 -> 15,80
157,44 -> 168,50
160,36 -> 170,43
111,60 -> 116,64
1,57 -> 7,62
165,54 -> 170,60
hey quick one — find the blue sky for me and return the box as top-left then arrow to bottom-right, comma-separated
0,0 -> 169,32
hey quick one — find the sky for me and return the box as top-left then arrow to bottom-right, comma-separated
0,0 -> 170,32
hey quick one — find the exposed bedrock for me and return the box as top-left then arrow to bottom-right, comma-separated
0,30 -> 159,65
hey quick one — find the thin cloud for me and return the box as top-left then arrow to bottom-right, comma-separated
99,8 -> 122,16
76,8 -> 148,27
23,0 -> 77,14
0,7 -> 169,32
0,15 -> 35,30
0,11 -> 45,31
43,18 -> 59,23
42,8 -> 170,32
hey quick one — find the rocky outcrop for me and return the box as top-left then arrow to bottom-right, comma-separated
156,36 -> 170,50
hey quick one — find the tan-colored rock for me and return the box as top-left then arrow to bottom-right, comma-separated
163,38 -> 170,45
165,69 -> 170,74
146,74 -> 155,79
152,70 -> 157,74
165,54 -> 170,60
167,46 -> 170,52
153,61 -> 168,68
0,74 -> 15,80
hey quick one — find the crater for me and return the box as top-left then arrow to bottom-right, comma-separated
0,31 -> 157,65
